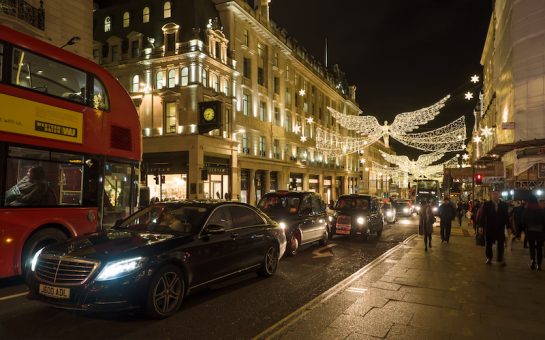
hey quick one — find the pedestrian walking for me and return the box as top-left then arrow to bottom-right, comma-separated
419,199 -> 435,252
439,197 -> 456,243
471,200 -> 481,231
456,200 -> 464,227
522,195 -> 545,271
478,191 -> 511,266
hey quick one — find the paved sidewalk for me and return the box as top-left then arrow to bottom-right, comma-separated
265,224 -> 545,339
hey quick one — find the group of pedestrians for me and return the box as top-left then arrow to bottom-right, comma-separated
419,191 -> 545,271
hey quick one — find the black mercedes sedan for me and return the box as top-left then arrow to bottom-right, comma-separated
27,201 -> 286,318
330,195 -> 384,240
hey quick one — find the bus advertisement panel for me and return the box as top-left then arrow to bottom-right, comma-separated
0,25 -> 142,278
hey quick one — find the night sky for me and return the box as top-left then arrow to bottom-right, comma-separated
269,0 -> 492,159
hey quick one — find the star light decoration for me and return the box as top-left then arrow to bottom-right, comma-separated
293,124 -> 301,134
471,75 -> 480,83
465,92 -> 474,100
298,89 -> 306,96
473,135 -> 482,143
480,126 -> 493,138
306,117 -> 313,124
300,135 -> 307,142
462,154 -> 469,160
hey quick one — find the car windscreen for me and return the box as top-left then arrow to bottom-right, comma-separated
258,195 -> 300,215
336,197 -> 370,210
118,205 -> 209,234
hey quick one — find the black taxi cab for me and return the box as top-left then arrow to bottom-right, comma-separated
330,194 -> 384,240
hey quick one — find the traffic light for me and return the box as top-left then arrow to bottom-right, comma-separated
475,173 -> 483,185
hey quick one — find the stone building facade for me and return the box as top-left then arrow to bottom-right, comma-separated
93,0 -> 392,205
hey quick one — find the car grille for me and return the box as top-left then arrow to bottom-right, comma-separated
35,255 -> 99,286
337,215 -> 351,225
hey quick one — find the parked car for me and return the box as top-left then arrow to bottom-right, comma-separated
381,202 -> 396,224
257,191 -> 330,256
27,201 -> 286,319
330,194 -> 384,239
394,201 -> 413,217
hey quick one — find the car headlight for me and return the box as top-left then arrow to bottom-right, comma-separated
328,216 -> 333,222
356,217 -> 365,225
403,208 -> 410,213
416,206 -> 421,211
31,247 -> 45,272
386,211 -> 393,217
279,222 -> 287,230
96,257 -> 145,281
432,206 -> 438,212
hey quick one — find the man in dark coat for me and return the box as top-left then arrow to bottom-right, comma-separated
478,191 -> 511,266
439,197 -> 456,243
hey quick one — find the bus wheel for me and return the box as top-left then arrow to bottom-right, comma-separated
22,228 -> 68,274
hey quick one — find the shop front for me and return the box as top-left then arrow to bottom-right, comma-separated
270,171 -> 279,192
240,169 -> 250,203
144,152 -> 189,201
309,175 -> 319,193
203,156 -> 230,200
289,173 -> 304,191
255,170 -> 266,202
323,176 -> 333,203
335,176 -> 345,198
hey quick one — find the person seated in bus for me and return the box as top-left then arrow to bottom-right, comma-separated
5,166 -> 48,206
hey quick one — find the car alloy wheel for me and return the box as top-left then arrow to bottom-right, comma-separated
288,233 -> 299,256
146,265 -> 184,319
258,246 -> 279,277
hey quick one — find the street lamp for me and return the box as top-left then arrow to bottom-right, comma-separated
60,36 -> 81,49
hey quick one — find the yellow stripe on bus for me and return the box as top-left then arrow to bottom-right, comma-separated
0,93 -> 83,144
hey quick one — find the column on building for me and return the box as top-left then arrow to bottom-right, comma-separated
264,170 -> 271,193
249,168 -> 256,206
188,146 -> 204,199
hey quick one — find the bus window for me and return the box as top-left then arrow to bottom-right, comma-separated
11,47 -> 87,104
93,77 -> 109,111
103,161 -> 133,227
4,146 -> 84,207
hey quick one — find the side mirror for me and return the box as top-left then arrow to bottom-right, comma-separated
204,224 -> 226,234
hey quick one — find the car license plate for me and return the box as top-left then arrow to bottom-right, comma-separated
336,225 -> 351,235
39,284 -> 70,299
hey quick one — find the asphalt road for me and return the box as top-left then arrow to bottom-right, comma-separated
0,215 -> 418,340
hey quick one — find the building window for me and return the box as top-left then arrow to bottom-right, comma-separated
257,67 -> 264,86
274,139 -> 280,159
143,7 -> 150,23
104,17 -> 111,32
131,40 -> 139,58
168,69 -> 176,88
243,29 -> 249,46
202,68 -> 208,86
165,33 -> 175,52
165,102 -> 177,134
243,57 -> 251,78
156,71 -> 164,89
131,75 -> 139,92
259,136 -> 266,157
111,45 -> 118,61
273,52 -> 278,67
274,107 -> 280,126
223,79 -> 229,95
163,1 -> 171,18
285,87 -> 291,106
214,74 -> 220,92
180,67 -> 189,86
242,133 -> 249,153
123,12 -> 130,28
286,112 -> 292,132
273,77 -> 279,94
285,64 -> 289,80
242,93 -> 250,116
259,101 -> 266,121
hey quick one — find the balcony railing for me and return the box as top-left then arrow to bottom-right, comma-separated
0,0 -> 45,30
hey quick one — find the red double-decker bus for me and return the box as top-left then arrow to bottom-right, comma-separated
0,25 -> 142,278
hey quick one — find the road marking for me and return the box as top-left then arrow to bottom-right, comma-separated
0,291 -> 28,301
312,243 -> 337,258
253,234 -> 418,340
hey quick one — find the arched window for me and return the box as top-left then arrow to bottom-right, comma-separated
143,7 -> 150,23
214,74 -> 220,92
180,67 -> 189,86
202,68 -> 208,87
131,75 -> 140,92
104,16 -> 111,32
123,12 -> 130,28
163,1 -> 171,18
168,69 -> 176,88
156,71 -> 164,90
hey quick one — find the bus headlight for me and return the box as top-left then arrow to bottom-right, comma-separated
356,217 -> 365,225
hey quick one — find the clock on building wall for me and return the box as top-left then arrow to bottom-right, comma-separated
198,101 -> 222,134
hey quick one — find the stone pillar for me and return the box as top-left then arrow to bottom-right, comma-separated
249,168 -> 256,206
264,170 -> 271,193
188,145 -> 204,200
318,173 -> 324,200
303,172 -> 309,191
